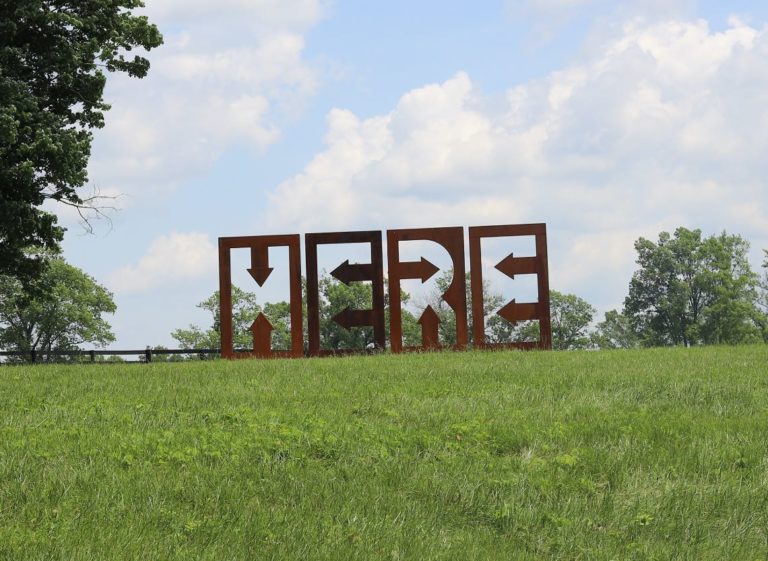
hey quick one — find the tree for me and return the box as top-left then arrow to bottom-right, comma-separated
758,250 -> 768,315
171,286 -> 260,351
591,310 -> 640,349
317,275 -> 374,350
423,269 -> 504,346
486,290 -> 594,349
1,1 -> 163,286
172,275 -> 422,354
0,255 -> 116,360
421,271 -> 595,350
316,275 -> 420,350
548,290 -> 595,350
624,228 -> 763,346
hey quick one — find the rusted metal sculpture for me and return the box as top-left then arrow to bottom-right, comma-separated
305,230 -> 385,356
386,227 -> 467,352
468,224 -> 551,349
218,235 -> 303,359
218,224 -> 552,358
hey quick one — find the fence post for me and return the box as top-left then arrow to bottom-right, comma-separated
30,349 -> 37,363
145,347 -> 152,363
90,350 -> 96,363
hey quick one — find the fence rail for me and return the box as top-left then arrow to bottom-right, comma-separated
0,348 -> 222,363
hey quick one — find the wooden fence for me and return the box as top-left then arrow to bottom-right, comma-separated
0,348 -> 221,363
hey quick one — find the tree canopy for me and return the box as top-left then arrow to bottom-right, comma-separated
590,310 -> 639,349
0,255 -> 116,360
0,0 -> 162,285
624,228 -> 764,346
171,286 -> 260,351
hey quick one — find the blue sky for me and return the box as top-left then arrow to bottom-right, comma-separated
52,0 -> 768,348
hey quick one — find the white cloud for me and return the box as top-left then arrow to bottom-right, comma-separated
506,0 -> 695,40
143,0 -> 326,33
108,233 -> 217,293
261,17 -> 768,310
86,0 -> 324,202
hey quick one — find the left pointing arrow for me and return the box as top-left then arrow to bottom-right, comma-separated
332,308 -> 374,330
330,260 -> 374,285
248,245 -> 273,286
497,300 -> 539,323
250,313 -> 273,357
495,253 -> 538,279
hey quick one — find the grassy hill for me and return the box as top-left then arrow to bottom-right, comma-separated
1,346 -> 767,560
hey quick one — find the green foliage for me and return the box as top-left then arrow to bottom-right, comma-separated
425,270 -> 504,346
0,346 -> 767,559
416,271 -> 596,350
624,228 -> 764,346
318,275 -> 374,350
757,250 -> 768,323
548,290 -> 595,350
0,0 -> 162,285
591,309 -> 640,349
0,256 -> 116,359
171,286 -> 259,351
174,276 -> 421,354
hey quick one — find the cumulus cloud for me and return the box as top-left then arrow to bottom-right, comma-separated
262,17 -> 768,308
108,233 -> 217,293
86,0 -> 325,202
506,0 -> 695,41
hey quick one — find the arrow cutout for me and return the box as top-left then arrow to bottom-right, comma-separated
330,260 -> 374,285
250,313 -> 273,356
399,257 -> 440,283
497,300 -> 540,324
248,245 -> 273,287
418,305 -> 441,349
332,308 -> 374,331
495,253 -> 538,280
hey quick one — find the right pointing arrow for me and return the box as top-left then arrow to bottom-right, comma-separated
495,253 -> 539,279
250,313 -> 274,357
418,305 -> 441,349
247,245 -> 273,287
399,257 -> 440,283
497,300 -> 540,323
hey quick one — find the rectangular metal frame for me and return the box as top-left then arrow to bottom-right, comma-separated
468,224 -> 551,350
305,231 -> 385,356
387,226 -> 467,352
218,235 -> 303,359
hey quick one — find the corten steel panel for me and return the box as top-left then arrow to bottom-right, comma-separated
468,224 -> 552,350
387,227 -> 467,352
218,235 -> 303,359
305,231 -> 385,357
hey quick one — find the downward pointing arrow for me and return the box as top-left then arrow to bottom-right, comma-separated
399,257 -> 440,283
247,245 -> 273,287
250,313 -> 273,357
418,305 -> 441,349
330,260 -> 374,285
497,300 -> 540,324
495,253 -> 539,279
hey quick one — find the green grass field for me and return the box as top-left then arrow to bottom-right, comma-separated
1,346 -> 767,560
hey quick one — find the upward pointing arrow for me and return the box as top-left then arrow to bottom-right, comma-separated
248,245 -> 273,287
418,305 -> 441,349
495,253 -> 539,279
250,313 -> 273,357
399,257 -> 440,283
330,260 -> 374,285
